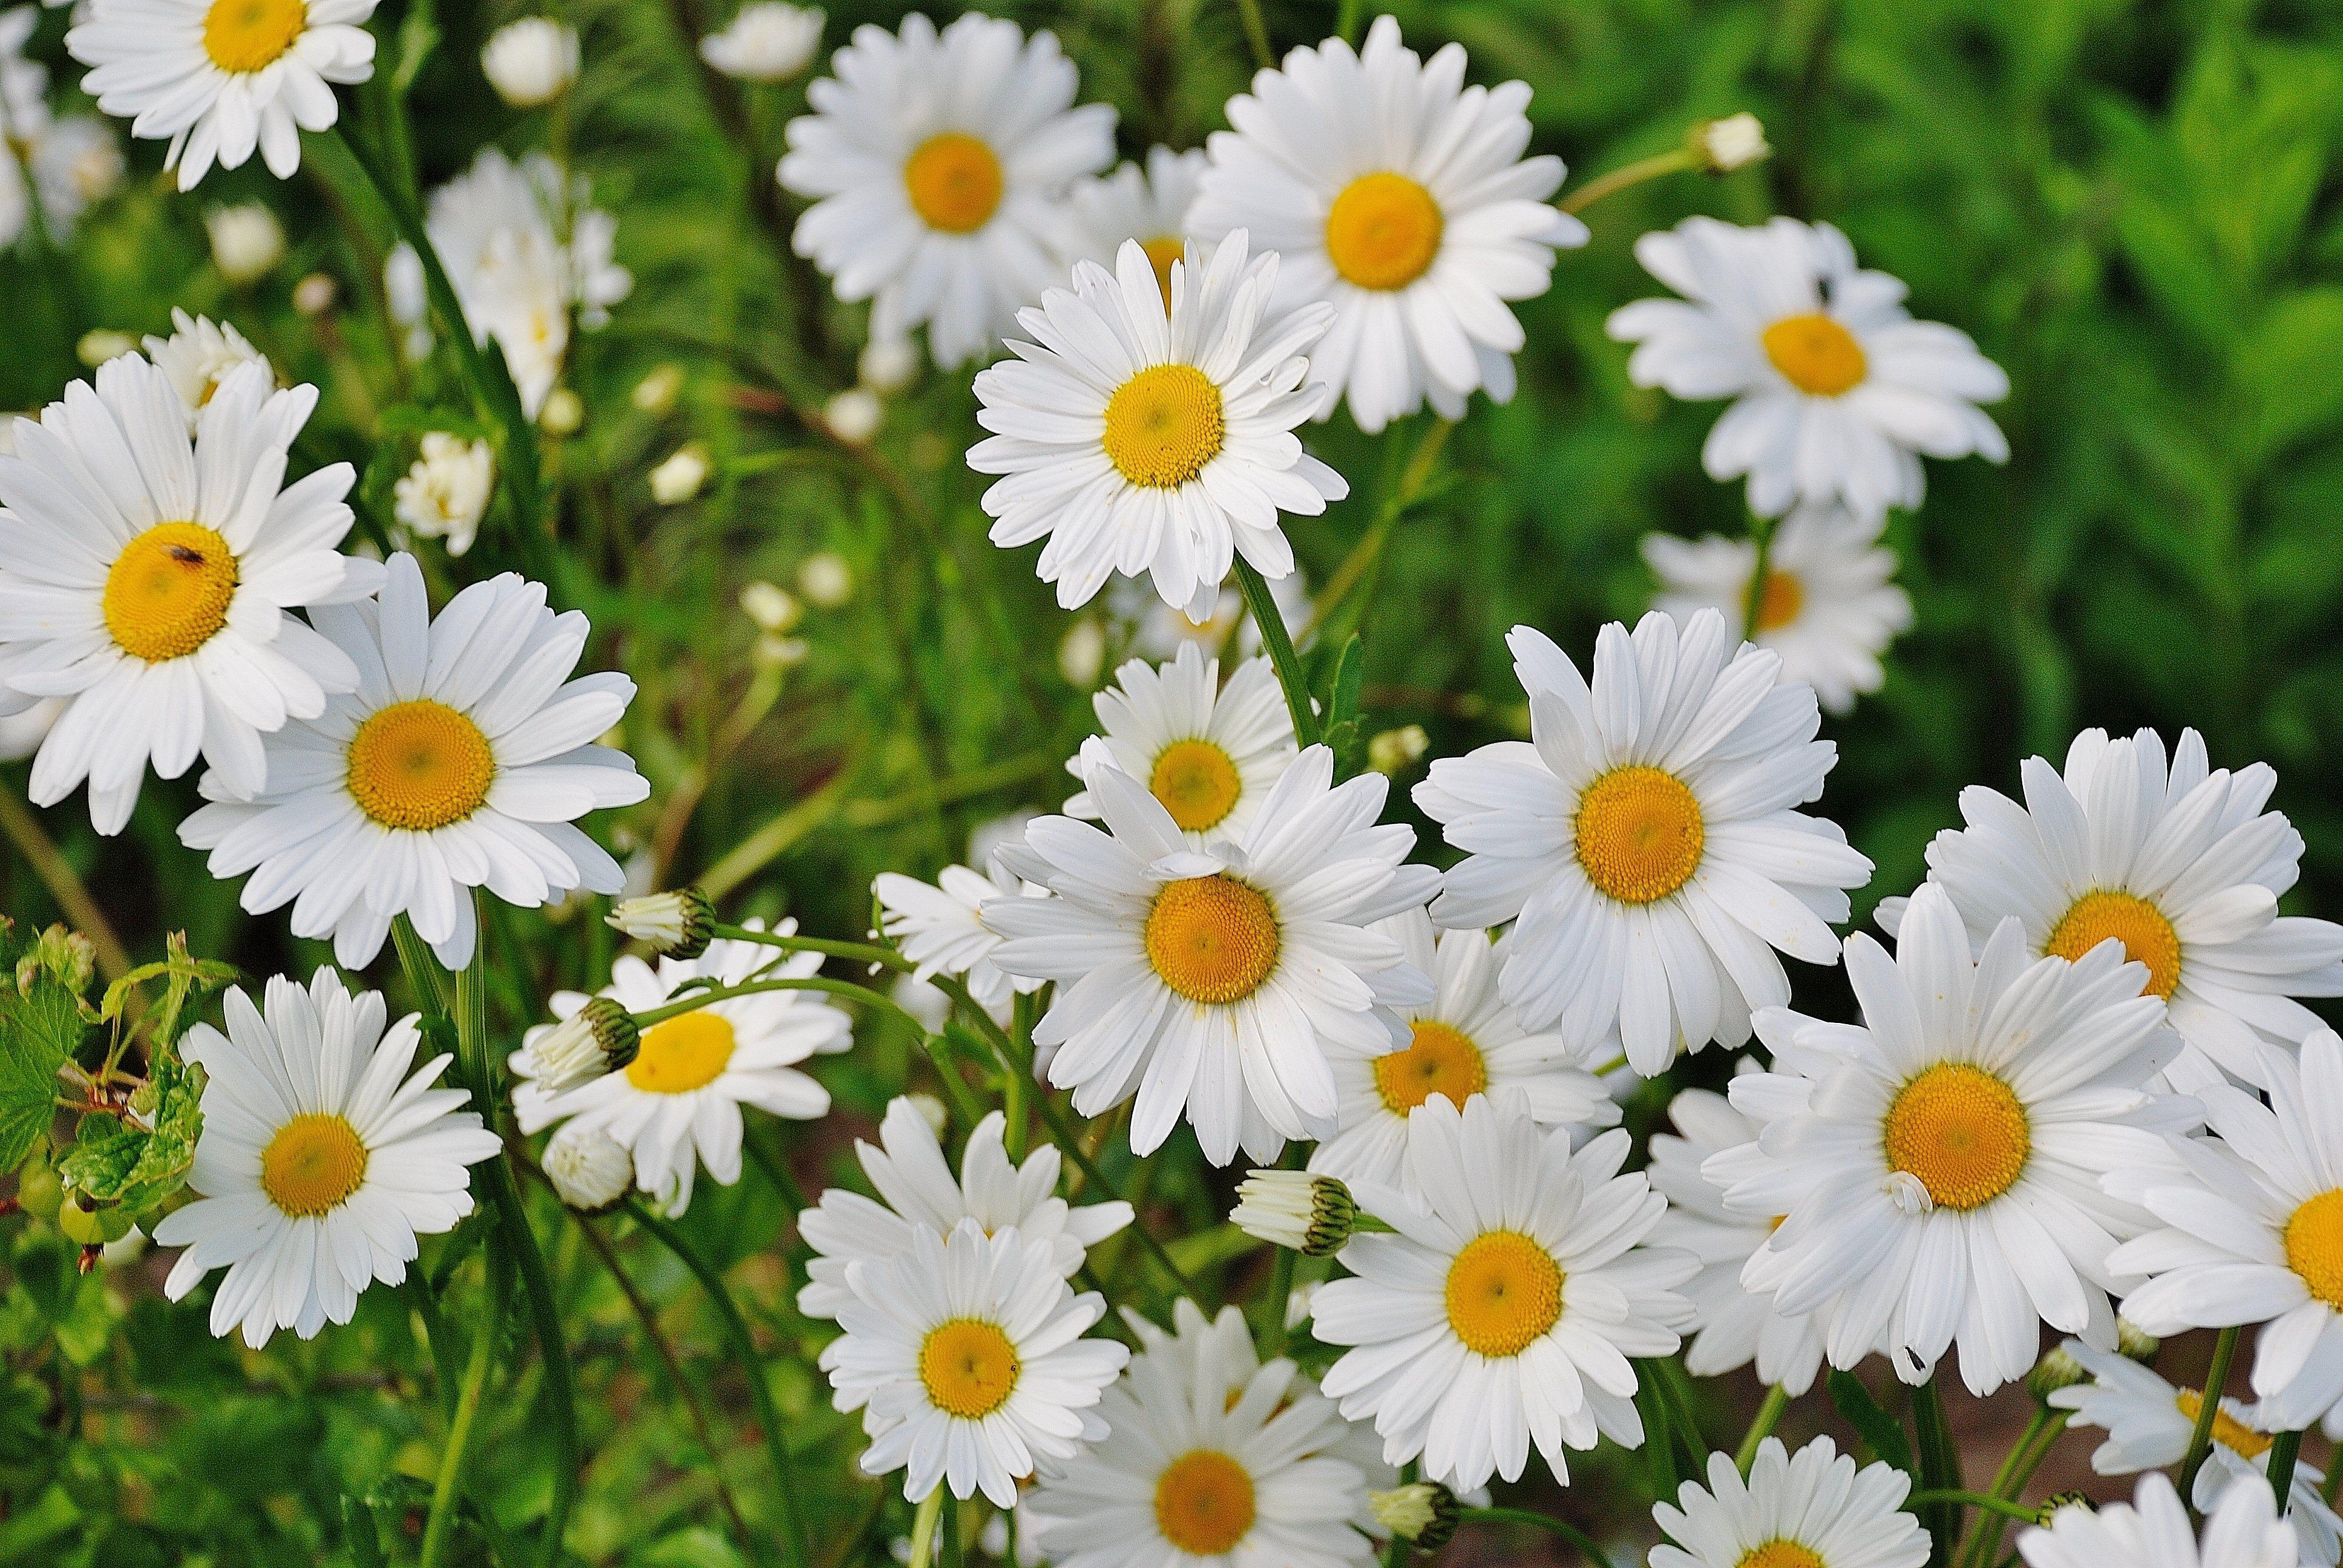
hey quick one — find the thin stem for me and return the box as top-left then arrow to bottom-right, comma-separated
1233,556 -> 1320,746
1743,512 -> 1780,636
1909,1493 -> 2040,1526
2180,1327 -> 2243,1511
941,1498 -> 966,1568
1026,1089 -> 1198,1300
0,790 -> 134,983
1964,1410 -> 2065,1568
633,973 -> 926,1033
907,1489 -> 944,1568
1735,1385 -> 1792,1474
1458,1506 -> 1608,1561
418,1273 -> 497,1568
710,924 -> 911,973
487,1152 -> 579,1568
2267,1429 -> 2304,1514
1306,416 -> 1455,647
392,916 -> 453,1018
1912,1376 -> 1963,1568
1231,0 -> 1273,70
1558,146 -> 1700,216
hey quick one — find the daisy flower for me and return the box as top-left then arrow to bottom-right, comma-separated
778,11 -> 1115,370
875,857 -> 1045,1015
1643,501 -> 1914,714
1607,215 -> 2008,518
1651,1437 -> 1927,1568
511,920 -> 851,1214
1414,609 -> 1873,1074
826,1218 -> 1130,1506
1311,1093 -> 1694,1491
66,0 -> 378,190
699,2 -> 824,83
1,28 -> 121,246
0,354 -> 379,834
987,746 -> 1438,1165
969,230 -> 1346,618
1879,726 -> 2343,1087
1063,642 -> 1297,848
1722,882 -> 2186,1395
1188,17 -> 1581,434
152,969 -> 500,1347
178,552 -> 649,970
1309,906 -> 1618,1204
141,309 -> 273,429
2020,1471 -> 2301,1568
1063,146 -> 1206,304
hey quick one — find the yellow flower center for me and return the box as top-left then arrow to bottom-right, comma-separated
917,1318 -> 1020,1419
1574,765 -> 1705,905
1883,1063 -> 2030,1210
102,522 -> 239,663
1762,312 -> 1868,396
1444,1230 -> 1562,1358
1153,1449 -> 1257,1555
2174,1389 -> 2273,1460
260,1112 -> 368,1218
1144,875 -> 1280,1005
1373,1020 -> 1489,1117
2284,1189 -> 2343,1310
625,1011 -> 738,1094
1148,738 -> 1244,833
2044,891 -> 2183,1001
1142,235 -> 1185,309
202,0 -> 307,73
1754,570 -> 1805,633
1102,364 -> 1225,489
903,132 -> 1003,234
344,700 -> 496,832
1324,172 -> 1444,291
1740,1542 -> 1826,1568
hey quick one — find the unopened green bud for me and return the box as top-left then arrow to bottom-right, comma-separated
1371,1482 -> 1459,1549
607,887 -> 717,959
1232,1170 -> 1357,1257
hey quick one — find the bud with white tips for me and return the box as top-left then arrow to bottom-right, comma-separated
543,1122 -> 634,1212
522,997 -> 640,1093
1371,1482 -> 1458,1549
2028,1344 -> 2085,1404
1689,112 -> 1769,173
2116,1318 -> 2160,1362
606,887 -> 717,959
905,1093 -> 949,1138
1233,1169 -> 1357,1256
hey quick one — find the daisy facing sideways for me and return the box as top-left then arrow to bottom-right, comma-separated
1651,1437 -> 1927,1568
153,969 -> 501,1347
874,857 -> 1044,1016
1062,642 -> 1297,848
2021,1472 -> 2300,1568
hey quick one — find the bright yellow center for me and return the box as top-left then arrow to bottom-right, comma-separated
1444,1230 -> 1562,1358
1373,1020 -> 1489,1117
1739,1542 -> 1826,1568
2174,1390 -> 2273,1460
917,1318 -> 1020,1419
1325,172 -> 1444,291
625,1011 -> 738,1094
1754,570 -> 1805,633
1762,312 -> 1868,396
1153,1449 -> 1256,1555
1102,364 -> 1225,489
260,1112 -> 368,1218
102,522 -> 238,662
903,133 -> 1003,234
2284,1189 -> 2343,1310
1144,876 -> 1280,1005
1149,739 -> 1243,832
2045,892 -> 2183,1001
1883,1063 -> 2029,1210
1574,766 -> 1705,904
345,700 -> 496,831
1142,236 -> 1185,309
202,0 -> 307,73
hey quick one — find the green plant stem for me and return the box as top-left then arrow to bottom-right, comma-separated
1912,1376 -> 1962,1568
1909,1493 -> 2041,1525
1559,146 -> 1701,216
709,924 -> 910,973
1736,1384 -> 1792,1473
1962,1409 -> 2066,1568
1026,1087 -> 1198,1299
2268,1429 -> 2304,1514
907,1489 -> 944,1568
1231,0 -> 1273,70
1743,512 -> 1780,635
418,1272 -> 497,1568
2180,1327 -> 2243,1511
1459,1507 -> 1608,1561
485,1152 -> 579,1568
1306,415 -> 1455,646
1233,555 -> 1320,745
633,973 -> 925,1031
942,1498 -> 966,1568
0,789 -> 134,983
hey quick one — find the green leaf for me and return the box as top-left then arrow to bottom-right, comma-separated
97,932 -> 235,1047
0,945 -> 82,1173
54,1047 -> 206,1213
1826,1368 -> 1916,1478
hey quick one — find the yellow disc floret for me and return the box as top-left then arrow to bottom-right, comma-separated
626,1011 -> 738,1094
1153,1449 -> 1257,1555
2174,1388 -> 2273,1460
202,0 -> 307,72
1325,172 -> 1444,291
1103,364 -> 1225,489
1761,312 -> 1868,397
2045,891 -> 2183,1001
1142,236 -> 1185,309
903,132 -> 1004,234
1372,1020 -> 1489,1117
1739,1541 -> 1827,1568
1148,739 -> 1243,832
345,700 -> 496,831
1574,766 -> 1705,905
917,1318 -> 1021,1419
1144,875 -> 1280,1005
1754,570 -> 1805,633
1883,1063 -> 2030,1210
260,1112 -> 369,1218
2284,1189 -> 2343,1310
1444,1230 -> 1563,1358
103,522 -> 239,663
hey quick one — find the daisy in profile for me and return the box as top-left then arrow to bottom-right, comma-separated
1311,1093 -> 1693,1491
1723,883 -> 2185,1395
778,11 -> 1115,370
1607,215 -> 2008,517
875,858 -> 1044,1015
1651,1437 -> 1927,1568
1310,907 -> 1617,1203
0,354 -> 379,834
1880,727 -> 2343,1086
826,1219 -> 1129,1505
141,310 -> 273,428
988,748 -> 1437,1164
1643,502 -> 1914,713
153,969 -> 500,1347
1063,642 -> 1296,847
2020,1469 -> 2303,1568
179,553 -> 649,970
1414,609 -> 1872,1073
969,230 -> 1346,618
1190,17 -> 1581,434
67,0 -> 378,189
1063,146 -> 1206,304
511,920 -> 851,1214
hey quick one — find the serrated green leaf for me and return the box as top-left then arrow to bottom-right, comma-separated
0,969 -> 74,1172
54,1048 -> 205,1212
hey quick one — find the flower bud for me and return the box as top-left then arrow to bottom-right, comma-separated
650,443 -> 710,504
2036,1492 -> 2092,1524
1689,112 -> 1770,173
522,997 -> 640,1093
543,1122 -> 634,1212
797,551 -> 854,608
2116,1318 -> 2160,1362
1232,1169 -> 1357,1256
292,273 -> 339,316
2028,1344 -> 2086,1404
206,202 -> 285,284
859,335 -> 920,394
606,888 -> 717,959
698,1 -> 824,83
739,581 -> 801,633
540,388 -> 585,436
482,18 -> 580,107
1368,724 -> 1429,776
825,387 -> 882,445
1371,1482 -> 1459,1549
632,363 -> 686,414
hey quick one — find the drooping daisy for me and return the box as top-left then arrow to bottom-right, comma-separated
179,552 -> 649,970
1063,146 -> 1206,304
1723,883 -> 2186,1395
1651,1437 -> 1928,1568
969,230 -> 1346,618
778,11 -> 1115,370
1414,609 -> 1873,1074
511,920 -> 851,1214
1189,17 -> 1581,434
875,857 -> 1045,1015
152,968 -> 501,1347
1311,1093 -> 1694,1490
2020,1471 -> 2301,1568
826,1218 -> 1130,1505
1879,727 -> 2343,1087
988,746 -> 1438,1164
66,0 -> 378,190
1063,642 -> 1297,848
141,310 -> 274,428
1309,906 -> 1618,1203
1643,502 -> 1914,714
1607,215 -> 2009,518
0,354 -> 379,834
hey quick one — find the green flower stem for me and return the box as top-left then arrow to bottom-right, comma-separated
417,1254 -> 500,1568
1743,512 -> 1780,635
1025,1083 -> 1198,1301
906,1489 -> 945,1568
633,973 -> 921,1031
1912,1375 -> 1963,1568
1257,1145 -> 1309,1356
1963,1410 -> 2066,1568
399,1274 -> 460,1423
1909,1492 -> 2042,1525
1735,1384 -> 1792,1474
708,924 -> 911,973
942,1497 -> 967,1568
1234,555 -> 1321,746
1459,1506 -> 1610,1561
1231,0 -> 1273,70
2179,1326 -> 2243,1512
2268,1429 -> 2305,1513
1559,146 -> 1701,217
1306,416 -> 1455,648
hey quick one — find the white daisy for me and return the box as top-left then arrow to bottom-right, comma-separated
152,968 -> 500,1347
178,552 -> 649,970
1188,17 -> 1581,434
392,432 -> 494,558
778,11 -> 1115,370
1607,215 -> 2009,518
1063,641 -> 1297,848
699,2 -> 824,83
141,310 -> 274,428
2022,1472 -> 2301,1568
969,230 -> 1346,618
874,857 -> 1045,1014
1311,1092 -> 1694,1491
1063,145 -> 1206,303
1643,501 -> 1914,714
0,354 -> 379,834
987,746 -> 1438,1165
1651,1436 -> 1928,1568
511,919 -> 851,1214
1414,609 -> 1873,1074
0,30 -> 120,245
1309,906 -> 1619,1204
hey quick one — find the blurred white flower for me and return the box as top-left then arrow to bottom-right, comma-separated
739,580 -> 800,632
481,18 -> 577,106
393,433 -> 496,557
206,202 -> 284,283
1695,112 -> 1770,172
631,362 -> 684,413
857,333 -> 919,394
1060,145 -> 1205,304
824,386 -> 881,445
649,443 -> 710,504
796,550 -> 853,606
291,272 -> 338,315
699,1 -> 822,82
142,309 -> 272,430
